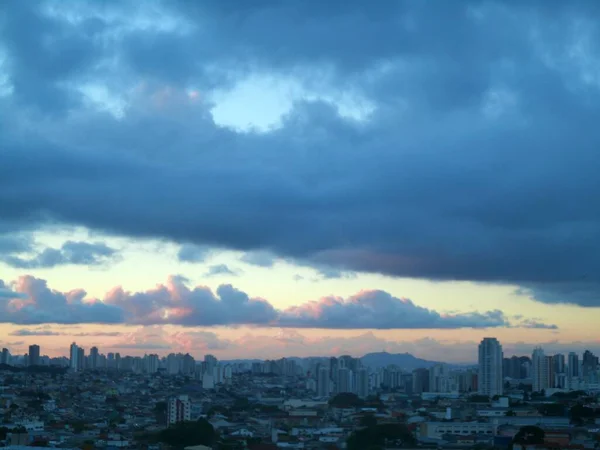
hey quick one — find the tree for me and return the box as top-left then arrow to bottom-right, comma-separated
347,423 -> 415,450
329,392 -> 364,409
538,403 -> 566,417
360,414 -> 377,428
512,426 -> 545,446
158,419 -> 215,448
570,404 -> 596,424
467,394 -> 490,403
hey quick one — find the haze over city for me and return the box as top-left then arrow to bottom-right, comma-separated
2,0 -> 600,364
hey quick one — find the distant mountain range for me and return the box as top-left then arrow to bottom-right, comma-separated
359,352 -> 442,370
222,351 -> 474,370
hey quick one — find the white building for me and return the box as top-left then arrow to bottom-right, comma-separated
167,395 -> 191,424
419,421 -> 495,439
69,343 -> 79,372
532,347 -> 549,392
478,337 -> 503,397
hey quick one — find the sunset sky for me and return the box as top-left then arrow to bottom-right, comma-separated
1,0 -> 599,363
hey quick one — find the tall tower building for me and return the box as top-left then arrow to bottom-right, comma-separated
77,347 -> 85,371
337,367 -> 352,394
204,354 -> 218,374
568,352 -> 580,388
317,366 -> 330,397
356,367 -> 369,398
412,368 -> 430,394
532,347 -> 549,392
1,348 -> 10,365
69,343 -> 79,372
28,345 -> 40,366
478,338 -> 503,397
90,347 -> 99,369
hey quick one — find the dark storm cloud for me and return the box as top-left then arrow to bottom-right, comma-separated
0,275 -> 554,329
1,1 -> 600,305
0,234 -> 34,254
1,240 -> 118,269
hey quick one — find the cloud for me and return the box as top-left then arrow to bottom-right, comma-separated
516,319 -> 559,330
0,276 -> 125,324
240,250 -> 277,268
1,240 -> 119,269
104,275 -> 277,326
107,326 -> 229,353
0,275 -> 547,330
177,244 -> 213,263
10,329 -> 61,336
203,264 -> 241,277
0,234 -> 33,254
7,328 -> 123,337
515,283 -> 600,308
0,1 -> 599,305
278,290 -> 510,329
71,331 -> 123,337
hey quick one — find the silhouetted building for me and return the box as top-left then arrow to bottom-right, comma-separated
28,344 -> 40,366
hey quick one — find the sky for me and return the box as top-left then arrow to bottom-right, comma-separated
1,0 -> 600,363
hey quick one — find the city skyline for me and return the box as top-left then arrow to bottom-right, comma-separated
2,1 -> 600,361
2,339 -> 599,368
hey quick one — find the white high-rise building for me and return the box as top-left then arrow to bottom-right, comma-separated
69,343 -> 79,372
532,347 -> 549,392
167,395 -> 191,424
478,337 -> 503,397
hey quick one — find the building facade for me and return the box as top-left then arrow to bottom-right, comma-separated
478,337 -> 503,397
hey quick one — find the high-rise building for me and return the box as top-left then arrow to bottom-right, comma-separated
90,347 -> 99,369
147,354 -> 159,373
28,345 -> 40,366
478,338 -> 503,397
568,352 -> 580,386
70,343 -> 79,372
182,354 -> 195,375
582,350 -> 598,381
337,367 -> 352,393
77,347 -> 85,371
1,348 -> 10,365
503,356 -> 524,379
553,354 -> 566,388
204,354 -> 217,374
356,368 -> 369,398
317,366 -> 330,397
532,347 -> 549,392
167,353 -> 180,375
167,395 -> 191,424
412,368 -> 430,394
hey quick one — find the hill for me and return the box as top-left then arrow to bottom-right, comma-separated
360,352 -> 442,370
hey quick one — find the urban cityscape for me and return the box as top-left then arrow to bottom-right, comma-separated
2,339 -> 600,448
3,0 -> 600,449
